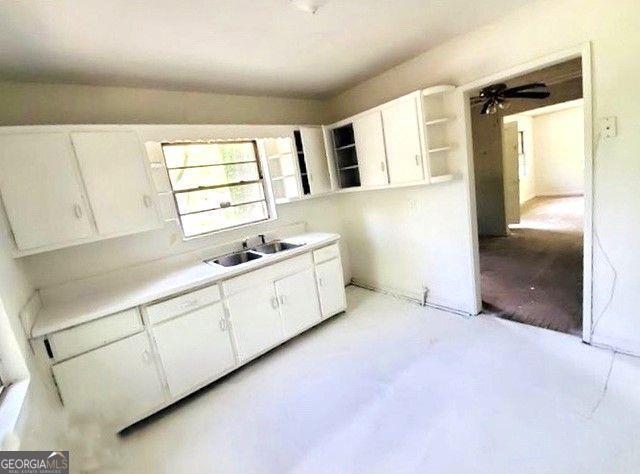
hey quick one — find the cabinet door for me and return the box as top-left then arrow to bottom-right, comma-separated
153,302 -> 236,397
71,131 -> 161,236
381,97 -> 424,184
275,268 -> 321,337
52,332 -> 164,428
0,133 -> 93,250
353,112 -> 389,186
316,258 -> 347,318
300,127 -> 332,194
226,282 -> 284,363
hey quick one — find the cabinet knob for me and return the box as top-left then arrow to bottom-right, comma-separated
318,277 -> 324,287
415,154 -> 421,166
279,295 -> 286,306
219,318 -> 227,331
270,296 -> 279,309
143,194 -> 153,208
380,161 -> 386,173
142,350 -> 152,365
73,204 -> 83,219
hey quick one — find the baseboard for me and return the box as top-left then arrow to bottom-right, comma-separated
587,335 -> 640,358
349,279 -> 474,318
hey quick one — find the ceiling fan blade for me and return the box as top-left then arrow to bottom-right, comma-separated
480,100 -> 492,114
503,91 -> 551,99
503,82 -> 548,94
470,96 -> 485,104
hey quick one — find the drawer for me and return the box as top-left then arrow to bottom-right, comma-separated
146,284 -> 221,325
48,308 -> 143,361
313,243 -> 340,264
223,253 -> 312,296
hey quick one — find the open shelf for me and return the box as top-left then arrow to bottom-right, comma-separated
293,130 -> 311,196
335,143 -> 356,151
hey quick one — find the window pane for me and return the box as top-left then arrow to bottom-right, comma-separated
272,176 -> 300,200
163,142 -> 256,168
168,163 -> 260,191
175,183 -> 265,214
181,202 -> 269,237
269,153 -> 296,177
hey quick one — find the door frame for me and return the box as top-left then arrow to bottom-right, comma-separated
459,43 -> 593,342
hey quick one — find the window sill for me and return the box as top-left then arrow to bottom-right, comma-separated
180,215 -> 278,242
0,378 -> 29,449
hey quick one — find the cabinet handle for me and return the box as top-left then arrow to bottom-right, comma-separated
73,204 -> 83,219
318,277 -> 324,287
271,296 -> 279,309
415,154 -> 421,166
279,295 -> 286,306
143,194 -> 153,208
142,350 -> 152,365
219,318 -> 226,331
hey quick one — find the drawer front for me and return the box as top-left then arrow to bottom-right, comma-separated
48,308 -> 143,361
313,243 -> 340,264
146,284 -> 221,325
223,253 -> 312,296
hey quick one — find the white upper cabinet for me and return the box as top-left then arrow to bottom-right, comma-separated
353,112 -> 388,186
299,127 -> 332,195
71,131 -> 161,236
381,95 -> 425,184
0,133 -> 94,251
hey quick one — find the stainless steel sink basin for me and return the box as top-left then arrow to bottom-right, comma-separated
207,250 -> 262,267
253,240 -> 302,254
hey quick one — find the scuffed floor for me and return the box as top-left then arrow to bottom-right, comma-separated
480,196 -> 583,335
108,286 -> 640,474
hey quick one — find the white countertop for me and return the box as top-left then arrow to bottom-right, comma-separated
31,232 -> 340,338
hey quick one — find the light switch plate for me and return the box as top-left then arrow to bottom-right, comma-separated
601,117 -> 617,138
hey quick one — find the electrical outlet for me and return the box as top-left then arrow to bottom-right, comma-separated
601,117 -> 617,138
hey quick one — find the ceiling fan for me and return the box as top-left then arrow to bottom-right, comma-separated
471,82 -> 550,114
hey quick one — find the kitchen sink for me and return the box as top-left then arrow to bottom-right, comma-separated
206,250 -> 262,267
253,240 -> 302,254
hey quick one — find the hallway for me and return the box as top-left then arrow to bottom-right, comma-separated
479,196 -> 583,335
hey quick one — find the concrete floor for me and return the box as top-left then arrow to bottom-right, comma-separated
480,196 -> 583,335
98,286 -> 640,474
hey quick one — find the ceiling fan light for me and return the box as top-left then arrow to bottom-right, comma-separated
498,100 -> 511,110
487,102 -> 498,114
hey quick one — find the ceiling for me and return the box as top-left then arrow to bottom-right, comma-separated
0,0 -> 534,99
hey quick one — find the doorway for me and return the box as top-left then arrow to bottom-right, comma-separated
467,57 -> 586,335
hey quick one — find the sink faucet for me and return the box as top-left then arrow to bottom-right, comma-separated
259,234 -> 267,244
242,239 -> 249,249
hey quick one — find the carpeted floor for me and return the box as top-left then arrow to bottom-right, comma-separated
479,196 -> 583,335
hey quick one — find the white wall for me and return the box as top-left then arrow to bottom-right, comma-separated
533,105 -> 584,196
325,0 -> 640,354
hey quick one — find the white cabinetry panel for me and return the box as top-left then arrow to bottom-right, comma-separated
71,131 -> 161,236
300,127 -> 332,194
0,133 -> 93,250
153,302 -> 235,397
275,268 -> 321,337
353,112 -> 389,186
381,96 -> 424,184
316,258 -> 347,318
226,282 -> 284,362
52,332 -> 164,428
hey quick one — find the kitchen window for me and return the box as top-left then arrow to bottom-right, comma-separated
162,141 -> 273,237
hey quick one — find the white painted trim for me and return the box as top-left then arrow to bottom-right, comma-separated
458,43 -> 594,339
505,98 -> 584,118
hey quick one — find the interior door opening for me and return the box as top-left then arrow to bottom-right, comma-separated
469,58 -> 585,336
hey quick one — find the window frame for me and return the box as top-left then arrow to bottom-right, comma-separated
161,140 -> 276,239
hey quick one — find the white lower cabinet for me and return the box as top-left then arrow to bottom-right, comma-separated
51,332 -> 164,428
316,257 -> 347,317
226,282 -> 285,363
152,301 -> 235,398
275,268 -> 321,337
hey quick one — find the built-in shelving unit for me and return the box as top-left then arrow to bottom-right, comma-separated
262,137 -> 301,202
422,85 -> 456,181
293,130 -> 311,196
331,124 -> 361,189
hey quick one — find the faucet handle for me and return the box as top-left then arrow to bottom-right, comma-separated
241,239 -> 249,249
